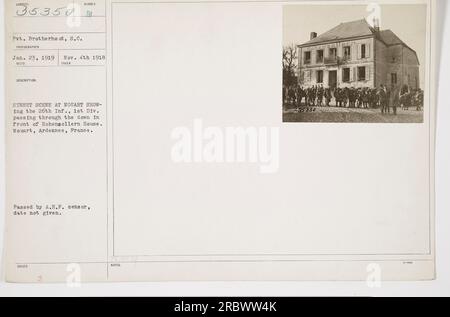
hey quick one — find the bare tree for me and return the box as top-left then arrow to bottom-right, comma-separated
283,44 -> 298,87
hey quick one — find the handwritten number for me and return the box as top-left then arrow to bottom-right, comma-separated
66,7 -> 76,17
16,5 -> 76,17
29,8 -> 38,16
16,4 -> 28,16
40,8 -> 51,17
53,7 -> 65,16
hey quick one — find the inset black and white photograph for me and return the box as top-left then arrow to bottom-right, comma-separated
282,4 -> 427,123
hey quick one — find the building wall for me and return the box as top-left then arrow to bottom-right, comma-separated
374,38 -> 388,88
298,37 -> 375,88
403,47 -> 420,89
374,40 -> 420,89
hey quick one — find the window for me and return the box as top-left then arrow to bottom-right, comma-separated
329,48 -> 337,58
361,44 -> 366,58
304,51 -> 311,64
317,70 -> 323,83
342,68 -> 350,82
316,50 -> 324,63
343,46 -> 351,60
303,70 -> 311,82
391,73 -> 397,85
357,66 -> 366,81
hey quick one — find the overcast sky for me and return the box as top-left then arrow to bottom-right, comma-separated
283,4 -> 427,87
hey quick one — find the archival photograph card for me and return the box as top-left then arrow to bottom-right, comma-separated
4,0 -> 436,282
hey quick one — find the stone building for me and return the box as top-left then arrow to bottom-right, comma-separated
297,19 -> 420,90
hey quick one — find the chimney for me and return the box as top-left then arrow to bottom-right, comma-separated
373,18 -> 380,33
310,32 -> 317,40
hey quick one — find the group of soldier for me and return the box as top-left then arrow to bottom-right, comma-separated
283,84 -> 424,114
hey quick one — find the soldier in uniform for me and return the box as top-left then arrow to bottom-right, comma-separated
354,88 -> 360,108
391,84 -> 400,115
361,88 -> 368,108
343,88 -> 350,108
379,85 -> 388,114
369,88 -> 377,109
399,84 -> 411,110
305,87 -> 311,107
288,86 -> 296,106
317,85 -> 324,107
359,88 -> 365,108
338,88 -> 343,107
297,86 -> 303,108
311,85 -> 317,106
310,86 -> 316,106
367,88 -> 372,108
386,85 -> 392,113
416,89 -> 424,111
354,87 -> 359,108
335,88 -> 340,107
325,87 -> 332,107
348,87 -> 355,108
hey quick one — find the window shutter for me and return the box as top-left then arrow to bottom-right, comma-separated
353,67 -> 357,81
357,44 -> 361,59
366,65 -> 370,81
366,43 -> 371,58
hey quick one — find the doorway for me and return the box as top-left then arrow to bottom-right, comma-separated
328,70 -> 337,89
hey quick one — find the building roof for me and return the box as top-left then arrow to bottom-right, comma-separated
300,19 -> 374,46
378,29 -> 420,65
378,29 -> 404,45
298,18 -> 419,64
